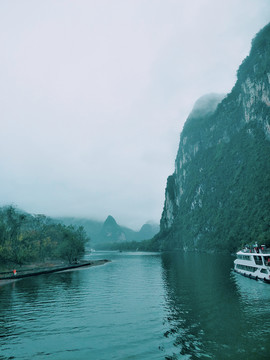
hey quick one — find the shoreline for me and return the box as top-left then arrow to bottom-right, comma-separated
0,259 -> 111,285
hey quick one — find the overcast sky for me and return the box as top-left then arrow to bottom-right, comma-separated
0,0 -> 269,229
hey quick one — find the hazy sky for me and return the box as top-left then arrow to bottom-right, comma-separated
0,1 -> 269,229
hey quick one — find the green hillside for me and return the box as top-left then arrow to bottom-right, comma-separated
153,23 -> 270,252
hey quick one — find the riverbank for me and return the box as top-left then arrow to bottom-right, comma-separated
0,259 -> 110,284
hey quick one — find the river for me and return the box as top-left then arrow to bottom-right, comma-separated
1,251 -> 270,359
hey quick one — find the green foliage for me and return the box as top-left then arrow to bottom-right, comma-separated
0,206 -> 89,266
154,23 -> 270,253
97,238 -> 159,252
237,22 -> 270,83
55,225 -> 87,263
156,120 -> 270,252
178,124 -> 267,251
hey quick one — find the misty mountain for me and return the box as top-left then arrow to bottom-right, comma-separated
152,23 -> 270,252
99,215 -> 126,243
54,217 -> 104,240
55,215 -> 159,247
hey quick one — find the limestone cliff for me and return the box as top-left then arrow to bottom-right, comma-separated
157,23 -> 270,252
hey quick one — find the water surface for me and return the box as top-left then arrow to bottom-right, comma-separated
1,251 -> 270,359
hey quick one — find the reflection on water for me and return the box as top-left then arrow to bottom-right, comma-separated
160,252 -> 270,360
1,251 -> 270,359
0,252 -> 166,360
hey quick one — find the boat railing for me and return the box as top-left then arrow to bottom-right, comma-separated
260,249 -> 270,254
242,248 -> 270,254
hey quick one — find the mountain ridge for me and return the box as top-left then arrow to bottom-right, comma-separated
153,23 -> 270,252
55,215 -> 159,247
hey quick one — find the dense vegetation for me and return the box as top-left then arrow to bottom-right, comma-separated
95,239 -> 155,252
154,22 -> 270,253
156,124 -> 270,252
237,22 -> 270,83
0,206 -> 89,267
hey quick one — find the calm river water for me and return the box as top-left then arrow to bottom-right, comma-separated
1,251 -> 270,360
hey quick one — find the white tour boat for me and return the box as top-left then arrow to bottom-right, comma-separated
234,245 -> 270,283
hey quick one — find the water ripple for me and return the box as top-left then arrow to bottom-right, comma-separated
1,252 -> 270,359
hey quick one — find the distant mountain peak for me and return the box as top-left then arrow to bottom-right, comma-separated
54,215 -> 159,247
104,215 -> 117,226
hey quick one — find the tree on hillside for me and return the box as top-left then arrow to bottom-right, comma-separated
56,226 -> 88,263
0,206 -> 90,266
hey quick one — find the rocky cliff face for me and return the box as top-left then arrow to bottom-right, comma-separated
158,23 -> 270,252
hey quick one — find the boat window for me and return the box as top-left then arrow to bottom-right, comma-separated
237,255 -> 251,261
260,269 -> 268,274
254,256 -> 263,265
236,264 -> 256,272
264,256 -> 270,266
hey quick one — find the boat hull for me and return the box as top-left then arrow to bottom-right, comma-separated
233,269 -> 270,284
